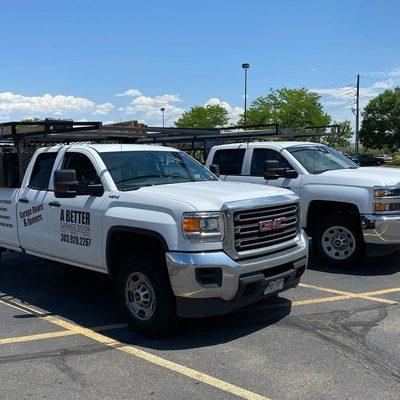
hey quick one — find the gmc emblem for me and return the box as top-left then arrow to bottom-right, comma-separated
259,217 -> 285,232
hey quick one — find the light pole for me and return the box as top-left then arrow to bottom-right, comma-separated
242,63 -> 250,127
160,107 -> 165,127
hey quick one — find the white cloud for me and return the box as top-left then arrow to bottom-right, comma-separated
0,92 -> 115,118
389,68 -> 400,78
130,94 -> 182,107
371,78 -> 395,89
130,96 -> 157,106
310,68 -> 318,72
119,93 -> 185,126
204,98 -> 244,124
114,88 -> 143,97
93,102 -> 114,115
153,94 -> 182,103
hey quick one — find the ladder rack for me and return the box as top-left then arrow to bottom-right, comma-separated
0,119 -> 340,180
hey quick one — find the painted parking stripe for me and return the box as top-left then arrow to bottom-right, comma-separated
0,323 -> 129,346
0,297 -> 270,400
299,283 -> 398,304
0,330 -> 75,345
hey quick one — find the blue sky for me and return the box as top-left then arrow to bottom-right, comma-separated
1,0 -> 399,126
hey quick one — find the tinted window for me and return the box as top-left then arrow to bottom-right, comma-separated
29,153 -> 57,190
212,149 -> 245,175
63,153 -> 100,184
251,149 -> 292,176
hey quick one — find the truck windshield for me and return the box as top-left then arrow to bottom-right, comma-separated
100,150 -> 217,190
287,145 -> 358,174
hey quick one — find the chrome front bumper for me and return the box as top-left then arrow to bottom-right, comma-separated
166,231 -> 308,303
361,214 -> 400,244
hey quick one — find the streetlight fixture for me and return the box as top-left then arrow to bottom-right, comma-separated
242,63 -> 250,127
160,107 -> 166,127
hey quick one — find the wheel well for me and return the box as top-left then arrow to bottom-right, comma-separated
106,227 -> 168,280
307,201 -> 360,231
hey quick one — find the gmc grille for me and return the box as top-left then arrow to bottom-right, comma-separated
233,203 -> 299,253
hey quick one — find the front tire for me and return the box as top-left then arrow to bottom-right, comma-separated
312,215 -> 365,267
115,254 -> 177,336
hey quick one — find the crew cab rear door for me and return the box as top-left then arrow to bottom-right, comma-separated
46,149 -> 107,269
17,151 -> 57,255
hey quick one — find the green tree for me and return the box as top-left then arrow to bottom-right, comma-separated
175,105 -> 229,128
21,117 -> 41,122
360,87 -> 400,152
239,88 -> 331,128
321,120 -> 353,150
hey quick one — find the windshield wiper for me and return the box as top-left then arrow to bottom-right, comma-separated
115,174 -> 194,185
120,183 -> 155,191
115,175 -> 163,184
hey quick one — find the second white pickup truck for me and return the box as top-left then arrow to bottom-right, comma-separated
206,141 -> 400,267
0,141 -> 308,335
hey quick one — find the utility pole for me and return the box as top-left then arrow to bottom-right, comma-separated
242,63 -> 250,127
355,74 -> 360,155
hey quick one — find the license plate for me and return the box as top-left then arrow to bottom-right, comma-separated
264,278 -> 284,295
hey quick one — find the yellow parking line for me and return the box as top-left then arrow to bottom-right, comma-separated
0,297 -> 270,400
362,287 -> 400,297
0,330 -> 75,345
299,283 -> 398,304
292,295 -> 352,306
0,323 -> 129,346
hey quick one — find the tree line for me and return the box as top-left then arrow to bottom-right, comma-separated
175,87 -> 400,151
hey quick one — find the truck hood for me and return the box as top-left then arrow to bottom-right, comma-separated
136,181 -> 296,210
309,167 -> 400,187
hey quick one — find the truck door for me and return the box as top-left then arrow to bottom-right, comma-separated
244,148 -> 303,196
17,152 -> 57,255
47,150 -> 106,269
210,148 -> 246,181
0,188 -> 20,250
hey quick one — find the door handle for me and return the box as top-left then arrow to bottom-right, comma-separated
19,198 -> 29,204
49,201 -> 61,207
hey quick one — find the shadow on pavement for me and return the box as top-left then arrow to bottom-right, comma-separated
307,249 -> 400,276
0,251 -> 291,350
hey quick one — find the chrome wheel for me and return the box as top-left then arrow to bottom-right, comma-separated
125,272 -> 156,321
321,226 -> 356,260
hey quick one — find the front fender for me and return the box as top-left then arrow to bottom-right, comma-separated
301,184 -> 371,227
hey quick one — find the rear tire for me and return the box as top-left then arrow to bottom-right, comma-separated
115,254 -> 177,336
312,215 -> 365,267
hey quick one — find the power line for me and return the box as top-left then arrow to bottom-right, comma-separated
323,101 -> 354,111
313,77 -> 355,90
319,91 -> 356,103
315,86 -> 356,101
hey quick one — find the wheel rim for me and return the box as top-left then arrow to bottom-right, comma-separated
321,225 -> 356,261
125,272 -> 156,321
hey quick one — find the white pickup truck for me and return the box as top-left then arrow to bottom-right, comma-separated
206,142 -> 400,267
0,143 -> 308,335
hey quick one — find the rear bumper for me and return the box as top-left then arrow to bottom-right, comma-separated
166,231 -> 308,318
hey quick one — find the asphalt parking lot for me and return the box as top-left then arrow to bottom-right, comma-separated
0,251 -> 399,400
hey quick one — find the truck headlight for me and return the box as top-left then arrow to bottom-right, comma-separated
373,187 -> 400,213
182,212 -> 224,242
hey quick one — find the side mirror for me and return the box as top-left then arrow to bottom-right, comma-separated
285,169 -> 298,179
264,160 -> 284,180
83,183 -> 104,197
54,170 -> 78,198
209,164 -> 220,177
